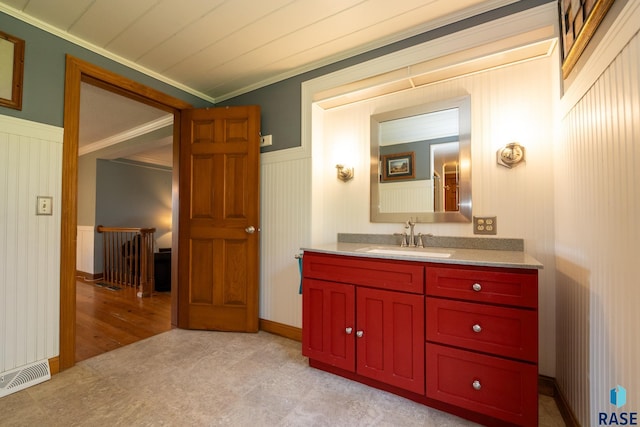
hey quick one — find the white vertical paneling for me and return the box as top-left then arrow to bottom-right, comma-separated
379,180 -> 434,213
76,226 -> 95,275
318,53 -> 558,376
0,116 -> 62,375
259,155 -> 311,327
557,27 -> 640,426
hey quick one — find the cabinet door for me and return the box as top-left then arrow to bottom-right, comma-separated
302,278 -> 355,371
356,287 -> 425,394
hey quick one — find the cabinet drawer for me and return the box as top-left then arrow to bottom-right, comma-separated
426,264 -> 537,308
426,343 -> 538,426
303,252 -> 424,294
426,298 -> 537,362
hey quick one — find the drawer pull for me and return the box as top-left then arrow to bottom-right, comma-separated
472,283 -> 482,292
472,324 -> 482,333
356,330 -> 364,338
345,327 -> 353,335
472,380 -> 482,391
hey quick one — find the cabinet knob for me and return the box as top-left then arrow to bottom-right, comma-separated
472,324 -> 482,333
345,327 -> 353,335
472,283 -> 482,292
356,330 -> 364,338
472,380 -> 482,391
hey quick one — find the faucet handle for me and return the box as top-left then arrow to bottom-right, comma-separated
416,233 -> 424,248
393,232 -> 409,247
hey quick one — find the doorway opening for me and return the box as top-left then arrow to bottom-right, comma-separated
74,81 -> 175,362
60,56 -> 193,371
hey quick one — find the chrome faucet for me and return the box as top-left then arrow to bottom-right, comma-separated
406,218 -> 417,247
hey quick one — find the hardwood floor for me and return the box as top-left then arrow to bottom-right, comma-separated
75,279 -> 172,362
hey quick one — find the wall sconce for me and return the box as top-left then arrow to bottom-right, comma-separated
336,164 -> 354,182
497,142 -> 525,168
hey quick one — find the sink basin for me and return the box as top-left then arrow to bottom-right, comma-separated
363,248 -> 451,258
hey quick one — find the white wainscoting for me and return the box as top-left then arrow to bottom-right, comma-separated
76,226 -> 95,276
258,152 -> 311,328
556,1 -> 640,424
379,180 -> 434,213
0,115 -> 63,375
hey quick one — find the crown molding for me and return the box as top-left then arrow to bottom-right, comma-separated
79,115 -> 173,156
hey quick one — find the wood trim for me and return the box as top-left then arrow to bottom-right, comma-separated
48,356 -> 60,375
538,375 -> 580,427
60,55 -> 192,371
259,318 -> 302,342
0,30 -> 25,110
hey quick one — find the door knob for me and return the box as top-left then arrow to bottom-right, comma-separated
356,330 -> 364,338
245,226 -> 256,234
345,327 -> 353,335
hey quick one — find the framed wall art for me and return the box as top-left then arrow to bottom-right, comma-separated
0,30 -> 25,110
560,0 -> 615,78
382,151 -> 415,181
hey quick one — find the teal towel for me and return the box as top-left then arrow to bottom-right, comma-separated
298,256 -> 303,294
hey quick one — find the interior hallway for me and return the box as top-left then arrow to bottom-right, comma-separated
1,329 -> 565,426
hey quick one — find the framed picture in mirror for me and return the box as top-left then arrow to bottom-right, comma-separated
382,151 -> 415,181
0,30 -> 25,110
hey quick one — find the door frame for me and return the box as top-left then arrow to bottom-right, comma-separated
60,55 -> 193,370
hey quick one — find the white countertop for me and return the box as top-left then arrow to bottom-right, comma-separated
301,242 -> 543,270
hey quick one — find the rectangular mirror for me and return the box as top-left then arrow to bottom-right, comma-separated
0,30 -> 25,111
370,95 -> 471,223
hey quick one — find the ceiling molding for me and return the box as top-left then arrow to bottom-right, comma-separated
79,115 -> 173,156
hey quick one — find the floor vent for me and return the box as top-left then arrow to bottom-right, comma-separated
0,360 -> 51,398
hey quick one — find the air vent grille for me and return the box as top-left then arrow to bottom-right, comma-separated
0,360 -> 51,398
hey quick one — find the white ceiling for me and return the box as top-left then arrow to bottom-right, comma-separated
0,0 -> 519,166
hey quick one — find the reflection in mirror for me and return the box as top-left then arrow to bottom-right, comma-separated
370,96 -> 471,223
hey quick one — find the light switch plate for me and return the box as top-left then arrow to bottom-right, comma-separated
36,196 -> 53,215
260,134 -> 272,147
473,216 -> 497,235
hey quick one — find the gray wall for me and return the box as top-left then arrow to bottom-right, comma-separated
219,0 -> 552,152
0,11 -> 213,126
94,159 -> 172,272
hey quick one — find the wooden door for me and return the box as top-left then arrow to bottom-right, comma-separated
178,105 -> 260,331
302,279 -> 356,371
444,173 -> 458,211
356,287 -> 425,394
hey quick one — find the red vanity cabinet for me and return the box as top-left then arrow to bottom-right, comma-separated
302,252 -> 425,394
302,278 -> 355,371
425,263 -> 539,426
302,251 -> 539,426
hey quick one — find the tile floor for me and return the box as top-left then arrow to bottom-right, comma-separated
0,330 -> 565,426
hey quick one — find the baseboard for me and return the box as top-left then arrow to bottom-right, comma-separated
48,356 -> 59,375
76,270 -> 102,280
538,375 -> 580,427
259,318 -> 302,342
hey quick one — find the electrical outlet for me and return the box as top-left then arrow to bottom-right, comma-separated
36,196 -> 53,215
473,216 -> 497,235
260,134 -> 272,147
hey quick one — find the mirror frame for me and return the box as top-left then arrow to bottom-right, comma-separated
370,95 -> 471,223
0,30 -> 25,110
